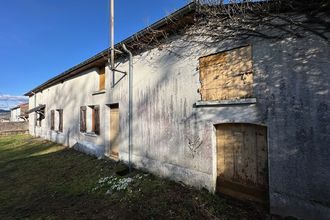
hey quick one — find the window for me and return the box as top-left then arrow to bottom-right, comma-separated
36,111 -> 45,127
91,106 -> 100,135
81,105 -> 100,135
37,115 -> 42,127
50,110 -> 55,130
99,66 -> 105,91
56,109 -> 63,132
199,45 -> 253,101
29,105 -> 45,127
80,106 -> 87,132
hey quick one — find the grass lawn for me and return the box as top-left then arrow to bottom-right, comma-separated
0,134 -> 266,219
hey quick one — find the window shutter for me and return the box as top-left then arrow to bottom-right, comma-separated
35,113 -> 38,127
59,110 -> 63,132
51,110 -> 54,130
94,106 -> 100,135
80,106 -> 86,132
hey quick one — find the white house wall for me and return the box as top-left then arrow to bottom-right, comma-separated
10,108 -> 21,122
28,28 -> 330,219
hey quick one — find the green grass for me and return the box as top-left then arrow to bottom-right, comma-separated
0,134 -> 264,219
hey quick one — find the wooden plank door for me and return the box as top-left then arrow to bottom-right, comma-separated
216,123 -> 268,203
109,105 -> 120,159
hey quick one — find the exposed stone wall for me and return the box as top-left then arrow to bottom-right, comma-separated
0,122 -> 29,135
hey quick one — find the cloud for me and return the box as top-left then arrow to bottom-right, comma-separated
0,94 -> 28,102
0,94 -> 28,110
0,104 -> 9,109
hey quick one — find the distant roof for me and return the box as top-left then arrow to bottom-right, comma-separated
10,102 -> 28,111
24,2 -> 197,96
10,106 -> 20,110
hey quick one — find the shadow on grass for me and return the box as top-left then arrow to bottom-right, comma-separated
0,147 -> 119,219
0,135 -> 266,219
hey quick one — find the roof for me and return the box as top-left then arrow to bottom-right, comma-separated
10,102 -> 29,111
10,106 -> 20,110
24,2 -> 197,96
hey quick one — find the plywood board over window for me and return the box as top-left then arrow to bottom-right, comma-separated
199,45 -> 253,101
99,66 -> 105,91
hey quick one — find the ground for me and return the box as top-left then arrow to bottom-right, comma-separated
0,134 -> 267,219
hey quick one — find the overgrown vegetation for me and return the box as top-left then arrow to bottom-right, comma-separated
0,135 -> 266,219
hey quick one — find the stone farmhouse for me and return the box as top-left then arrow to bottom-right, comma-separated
25,2 -> 330,219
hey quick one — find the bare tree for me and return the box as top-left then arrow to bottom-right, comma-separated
193,0 -> 330,42
117,0 -> 330,60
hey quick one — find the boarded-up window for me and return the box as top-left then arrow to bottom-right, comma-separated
80,106 -> 86,132
199,45 -> 253,101
57,109 -> 63,132
99,66 -> 105,91
92,106 -> 100,135
50,110 -> 55,130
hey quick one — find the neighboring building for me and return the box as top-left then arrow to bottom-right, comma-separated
24,3 -> 330,219
19,103 -> 29,121
10,106 -> 21,122
10,103 -> 29,122
0,109 -> 10,122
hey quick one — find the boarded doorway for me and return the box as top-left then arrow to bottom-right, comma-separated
109,104 -> 120,160
215,123 -> 268,203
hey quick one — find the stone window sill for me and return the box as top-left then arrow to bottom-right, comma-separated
83,132 -> 98,137
195,98 -> 257,107
92,90 -> 106,96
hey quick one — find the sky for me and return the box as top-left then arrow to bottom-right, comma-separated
0,0 -> 189,109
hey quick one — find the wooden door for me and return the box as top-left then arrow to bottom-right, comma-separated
109,105 -> 120,159
216,123 -> 268,203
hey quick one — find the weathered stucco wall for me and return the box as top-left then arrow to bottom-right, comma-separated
254,36 -> 330,219
28,25 -> 330,219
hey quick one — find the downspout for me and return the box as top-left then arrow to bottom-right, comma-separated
122,44 -> 133,173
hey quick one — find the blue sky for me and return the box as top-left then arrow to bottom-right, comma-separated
0,0 -> 188,109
